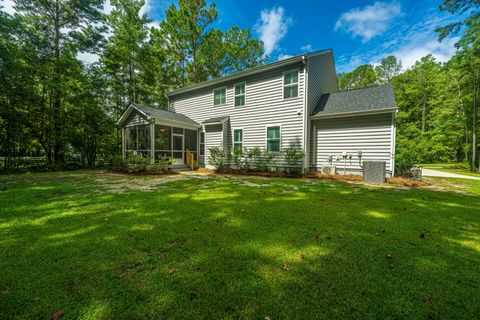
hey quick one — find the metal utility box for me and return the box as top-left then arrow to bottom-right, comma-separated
363,161 -> 386,184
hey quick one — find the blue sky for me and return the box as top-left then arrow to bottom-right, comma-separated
147,0 -> 461,72
1,0 -> 461,72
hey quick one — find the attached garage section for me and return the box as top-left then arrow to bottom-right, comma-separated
312,112 -> 395,176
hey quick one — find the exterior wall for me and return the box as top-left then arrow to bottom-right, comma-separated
312,113 -> 395,175
124,111 -> 149,127
306,54 -> 338,168
169,63 -> 306,166
204,124 -> 223,167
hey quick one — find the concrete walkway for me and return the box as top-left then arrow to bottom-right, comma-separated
422,168 -> 480,180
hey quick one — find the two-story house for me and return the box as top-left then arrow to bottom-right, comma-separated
117,49 -> 397,175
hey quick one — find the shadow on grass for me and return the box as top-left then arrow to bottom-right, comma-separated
0,174 -> 479,319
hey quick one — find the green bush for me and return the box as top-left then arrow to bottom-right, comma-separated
282,148 -> 304,174
231,147 -> 245,169
394,148 -> 417,177
244,147 -> 261,170
208,147 -> 229,172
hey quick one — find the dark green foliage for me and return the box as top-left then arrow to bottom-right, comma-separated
208,147 -> 229,172
282,148 -> 305,174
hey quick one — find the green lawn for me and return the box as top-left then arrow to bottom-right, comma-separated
1,172 -> 479,319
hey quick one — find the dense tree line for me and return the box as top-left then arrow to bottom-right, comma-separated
0,0 -> 478,173
338,0 -> 479,171
0,0 -> 265,171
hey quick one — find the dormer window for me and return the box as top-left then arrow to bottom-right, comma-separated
213,87 -> 226,106
283,70 -> 298,99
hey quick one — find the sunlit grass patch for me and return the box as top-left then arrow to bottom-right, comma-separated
0,172 -> 479,319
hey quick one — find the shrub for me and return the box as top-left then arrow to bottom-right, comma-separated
394,148 -> 417,177
231,147 -> 245,169
244,147 -> 261,170
208,147 -> 229,172
282,148 -> 304,174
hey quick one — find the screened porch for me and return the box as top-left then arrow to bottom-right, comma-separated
118,103 -> 203,166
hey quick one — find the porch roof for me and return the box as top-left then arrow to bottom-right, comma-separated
117,103 -> 201,128
202,116 -> 229,125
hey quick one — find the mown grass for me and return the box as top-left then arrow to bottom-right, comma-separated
1,172 -> 479,319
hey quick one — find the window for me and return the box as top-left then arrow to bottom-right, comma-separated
266,126 -> 281,152
213,87 -> 226,106
283,70 -> 298,99
200,132 -> 205,156
233,129 -> 243,150
234,83 -> 245,107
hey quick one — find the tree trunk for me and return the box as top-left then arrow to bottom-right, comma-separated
474,63 -> 479,171
52,0 -> 63,166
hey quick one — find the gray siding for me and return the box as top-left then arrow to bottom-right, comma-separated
169,64 -> 306,166
124,111 -> 149,127
306,53 -> 338,168
205,124 -> 223,167
312,113 -> 394,175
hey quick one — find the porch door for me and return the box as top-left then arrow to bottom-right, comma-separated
172,134 -> 184,164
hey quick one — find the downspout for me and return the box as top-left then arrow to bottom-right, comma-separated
302,55 -> 309,173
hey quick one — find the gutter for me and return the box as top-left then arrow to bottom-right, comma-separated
310,108 -> 397,120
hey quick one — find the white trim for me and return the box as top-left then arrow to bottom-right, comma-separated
172,133 -> 184,165
154,118 -> 201,130
265,124 -> 282,153
232,127 -> 244,149
303,62 -> 308,170
282,68 -> 300,101
390,112 -> 396,176
213,86 -> 227,107
311,108 -> 397,120
121,128 -> 126,158
233,81 -> 246,107
150,123 -> 155,164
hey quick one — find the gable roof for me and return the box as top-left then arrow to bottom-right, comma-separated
167,49 -> 332,97
203,116 -> 229,125
117,103 -> 201,128
311,84 -> 397,118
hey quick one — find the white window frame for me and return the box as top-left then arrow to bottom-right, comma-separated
234,82 -> 246,107
282,69 -> 299,100
265,125 -> 282,153
232,128 -> 244,150
213,86 -> 227,106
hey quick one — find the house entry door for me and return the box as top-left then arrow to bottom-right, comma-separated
172,134 -> 184,164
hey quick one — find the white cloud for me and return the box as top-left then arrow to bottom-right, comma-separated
277,53 -> 293,61
335,1 -> 402,42
301,44 -> 312,52
254,6 -> 292,57
336,11 -> 460,72
1,0 -> 15,14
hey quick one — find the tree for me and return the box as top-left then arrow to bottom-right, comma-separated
338,64 -> 377,90
375,56 -> 402,84
13,0 -> 105,165
437,0 -> 480,170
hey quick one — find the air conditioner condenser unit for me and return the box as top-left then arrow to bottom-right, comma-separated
321,165 -> 336,175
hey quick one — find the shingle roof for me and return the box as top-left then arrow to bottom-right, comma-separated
311,84 -> 397,117
131,103 -> 200,127
203,116 -> 229,124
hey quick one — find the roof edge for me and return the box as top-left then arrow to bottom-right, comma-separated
311,107 -> 397,119
168,49 -> 332,97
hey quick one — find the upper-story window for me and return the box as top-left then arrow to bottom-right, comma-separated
283,70 -> 298,99
234,82 -> 246,107
213,87 -> 226,106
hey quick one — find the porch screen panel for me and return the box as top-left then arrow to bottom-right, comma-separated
185,129 -> 197,152
137,125 -> 151,156
125,127 -> 137,152
155,125 -> 172,159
